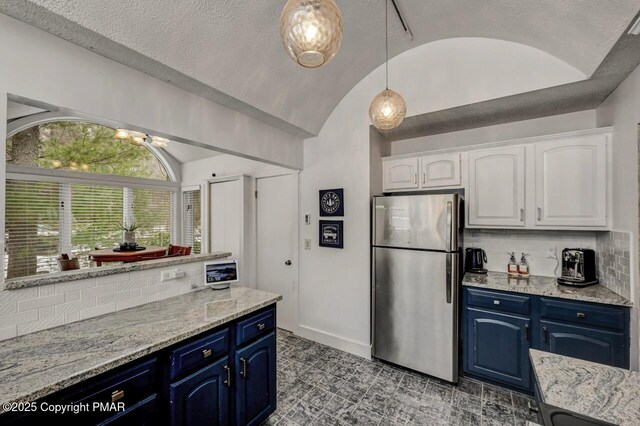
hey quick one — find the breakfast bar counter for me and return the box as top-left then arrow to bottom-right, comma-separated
0,286 -> 282,413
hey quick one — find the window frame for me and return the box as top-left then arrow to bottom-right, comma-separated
4,114 -> 182,280
181,185 -> 203,254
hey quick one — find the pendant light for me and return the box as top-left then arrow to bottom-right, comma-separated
280,0 -> 343,68
369,0 -> 406,130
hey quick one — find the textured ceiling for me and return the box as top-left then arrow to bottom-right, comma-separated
1,0 -> 638,137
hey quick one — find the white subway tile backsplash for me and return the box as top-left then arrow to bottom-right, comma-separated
80,302 -> 116,320
0,325 -> 17,340
0,302 -> 17,316
96,291 -> 130,306
18,294 -> 66,312
0,260 -> 209,341
17,316 -> 64,335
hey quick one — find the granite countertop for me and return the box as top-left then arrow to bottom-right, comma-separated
462,271 -> 632,307
0,286 -> 281,412
530,349 -> 640,425
4,252 -> 232,290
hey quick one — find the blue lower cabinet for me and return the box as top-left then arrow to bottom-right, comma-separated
170,356 -> 231,426
540,320 -> 626,368
466,308 -> 531,389
98,394 -> 158,426
235,332 -> 277,426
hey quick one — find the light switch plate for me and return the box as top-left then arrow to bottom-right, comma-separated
304,239 -> 311,250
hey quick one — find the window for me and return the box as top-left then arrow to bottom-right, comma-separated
182,189 -> 202,254
5,121 -> 178,279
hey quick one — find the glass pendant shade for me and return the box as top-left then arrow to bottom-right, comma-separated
369,89 -> 406,130
280,0 -> 343,68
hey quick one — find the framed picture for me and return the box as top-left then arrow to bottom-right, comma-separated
319,188 -> 344,217
319,220 -> 343,249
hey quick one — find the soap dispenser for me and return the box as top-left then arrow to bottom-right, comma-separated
518,253 -> 530,277
507,252 -> 519,276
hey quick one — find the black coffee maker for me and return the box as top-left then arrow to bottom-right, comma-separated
465,248 -> 488,274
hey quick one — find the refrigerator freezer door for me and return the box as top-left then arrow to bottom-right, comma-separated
373,194 -> 459,252
372,247 -> 458,382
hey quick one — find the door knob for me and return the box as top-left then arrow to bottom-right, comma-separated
285,260 -> 292,265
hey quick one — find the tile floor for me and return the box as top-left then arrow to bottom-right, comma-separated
264,329 -> 539,426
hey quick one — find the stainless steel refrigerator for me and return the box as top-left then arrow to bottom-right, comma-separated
372,193 -> 462,383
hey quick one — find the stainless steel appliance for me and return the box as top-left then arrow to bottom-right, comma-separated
372,193 -> 463,383
557,248 -> 598,287
465,248 -> 487,274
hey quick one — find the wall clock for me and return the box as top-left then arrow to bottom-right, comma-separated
319,188 -> 344,216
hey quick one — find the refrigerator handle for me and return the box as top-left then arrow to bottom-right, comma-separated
445,201 -> 452,252
446,253 -> 455,304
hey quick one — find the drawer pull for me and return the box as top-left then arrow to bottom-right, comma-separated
577,313 -> 586,319
111,389 -> 124,403
256,323 -> 266,331
202,348 -> 212,358
240,357 -> 247,378
224,365 -> 231,387
493,300 -> 501,305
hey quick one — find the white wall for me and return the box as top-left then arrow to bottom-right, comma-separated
299,38 -> 587,357
182,155 -> 294,289
391,110 -> 598,155
596,64 -> 640,370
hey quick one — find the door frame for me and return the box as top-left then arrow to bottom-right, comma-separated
255,172 -> 300,334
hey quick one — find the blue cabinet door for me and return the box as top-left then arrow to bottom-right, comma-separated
467,308 -> 531,389
540,320 -> 626,368
235,332 -> 276,426
170,356 -> 230,426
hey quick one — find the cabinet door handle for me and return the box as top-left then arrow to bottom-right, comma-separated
224,365 -> 231,387
577,312 -> 586,319
525,323 -> 529,341
111,389 -> 124,403
493,300 -> 501,305
422,173 -> 426,184
414,173 -> 418,185
520,208 -> 524,222
240,357 -> 247,378
202,348 -> 212,358
543,326 -> 549,343
256,323 -> 266,331
537,207 -> 542,221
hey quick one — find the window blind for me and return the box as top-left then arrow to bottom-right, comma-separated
5,180 -> 61,278
182,189 -> 201,254
130,188 -> 174,248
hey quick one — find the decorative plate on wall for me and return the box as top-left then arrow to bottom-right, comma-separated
319,188 -> 344,216
319,220 -> 343,249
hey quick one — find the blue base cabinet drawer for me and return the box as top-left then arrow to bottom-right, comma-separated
462,287 -> 629,393
467,288 -> 531,315
540,320 -> 626,367
236,308 -> 275,346
170,328 -> 230,380
98,394 -> 158,426
466,308 -> 531,389
540,298 -> 625,330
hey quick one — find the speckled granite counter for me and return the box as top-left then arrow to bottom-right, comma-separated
0,286 -> 281,412
463,271 -> 632,307
530,349 -> 640,425
4,252 -> 232,290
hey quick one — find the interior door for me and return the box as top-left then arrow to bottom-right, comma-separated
257,174 -> 298,332
468,146 -> 526,227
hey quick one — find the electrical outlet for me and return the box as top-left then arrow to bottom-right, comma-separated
304,239 -> 311,250
161,269 -> 185,282
546,247 -> 557,259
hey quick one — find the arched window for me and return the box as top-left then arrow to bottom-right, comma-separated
5,121 -> 178,279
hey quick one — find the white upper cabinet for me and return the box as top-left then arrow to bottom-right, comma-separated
468,146 -> 526,227
383,158 -> 419,191
419,153 -> 461,188
534,134 -> 608,227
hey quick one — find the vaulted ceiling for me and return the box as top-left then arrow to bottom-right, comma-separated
1,0 -> 638,137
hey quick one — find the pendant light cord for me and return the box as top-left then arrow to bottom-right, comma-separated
385,0 -> 389,90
